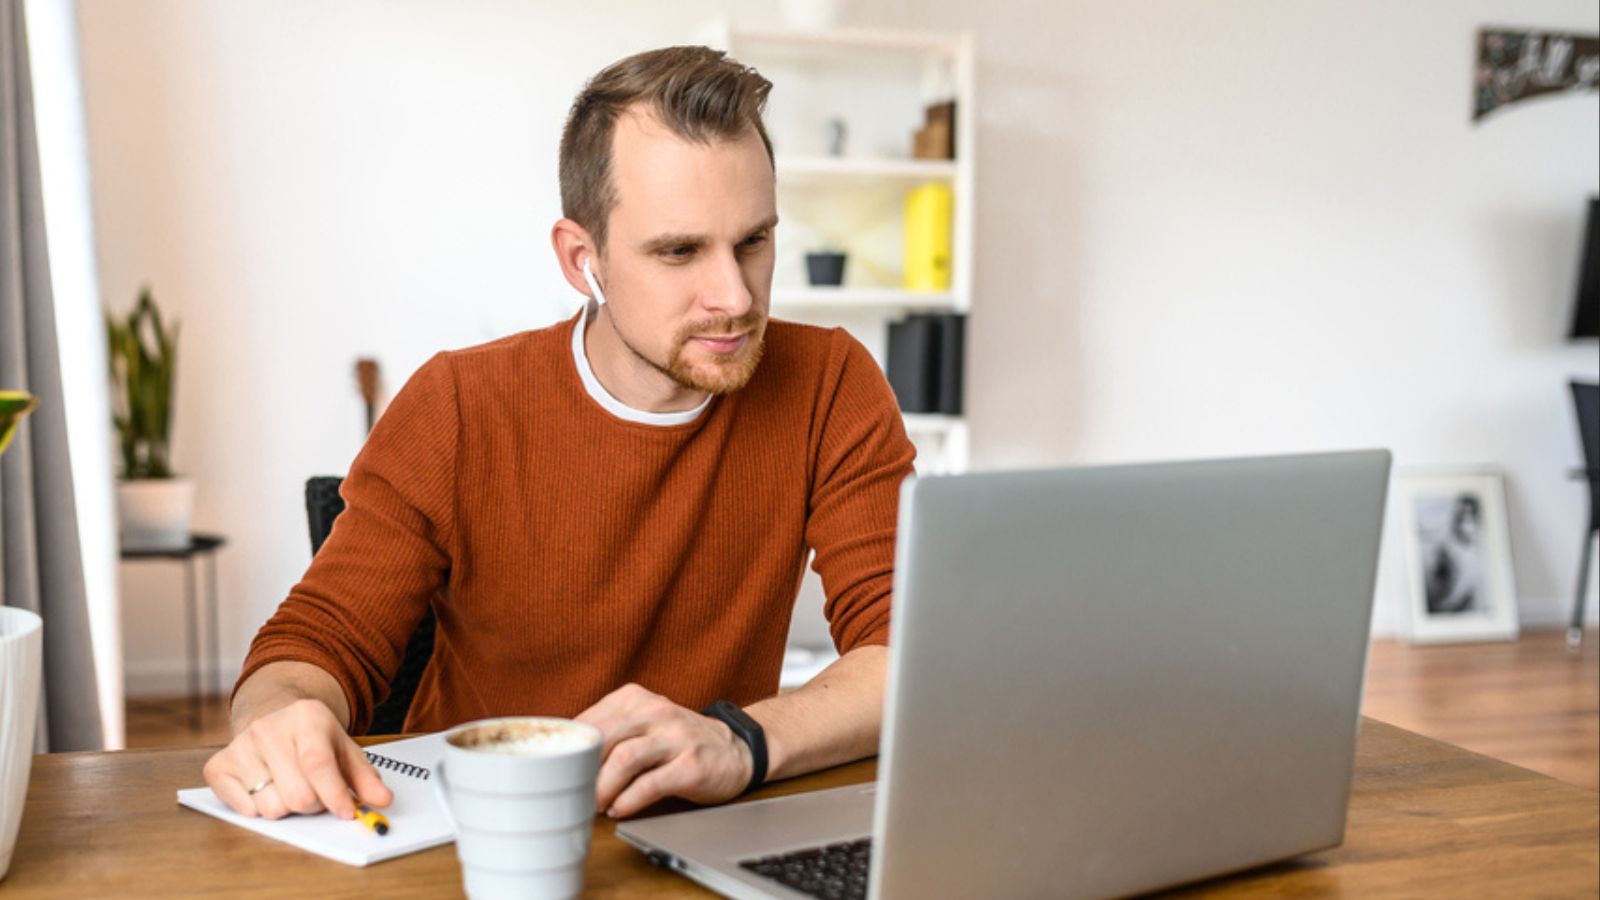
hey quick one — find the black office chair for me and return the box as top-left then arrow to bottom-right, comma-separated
305,476 -> 437,734
1569,382 -> 1600,648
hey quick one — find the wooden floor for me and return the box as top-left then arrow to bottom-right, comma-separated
125,629 -> 1600,790
1362,628 -> 1598,790
124,695 -> 232,750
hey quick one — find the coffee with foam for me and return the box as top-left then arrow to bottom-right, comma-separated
437,716 -> 603,898
447,719 -> 597,757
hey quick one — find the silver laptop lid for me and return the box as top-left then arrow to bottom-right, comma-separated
870,450 -> 1391,900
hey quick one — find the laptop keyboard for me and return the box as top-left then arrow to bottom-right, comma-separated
738,837 -> 872,900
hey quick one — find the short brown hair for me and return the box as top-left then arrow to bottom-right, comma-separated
559,46 -> 775,253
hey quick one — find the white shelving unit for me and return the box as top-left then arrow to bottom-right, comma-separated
701,19 -> 977,476
776,155 -> 958,183
699,21 -> 977,664
770,286 -> 960,312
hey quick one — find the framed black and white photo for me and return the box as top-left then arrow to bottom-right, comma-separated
1392,469 -> 1519,643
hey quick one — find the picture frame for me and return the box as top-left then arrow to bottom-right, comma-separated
1391,468 -> 1520,643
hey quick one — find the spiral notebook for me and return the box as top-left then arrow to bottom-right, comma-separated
176,732 -> 455,866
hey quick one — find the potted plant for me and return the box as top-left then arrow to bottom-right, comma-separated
0,391 -> 36,457
0,391 -> 37,598
805,246 -> 848,287
107,287 -> 192,551
0,395 -> 43,866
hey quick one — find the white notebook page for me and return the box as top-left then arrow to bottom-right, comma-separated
176,732 -> 454,866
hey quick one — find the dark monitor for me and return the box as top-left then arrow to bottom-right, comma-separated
1572,197 -> 1599,340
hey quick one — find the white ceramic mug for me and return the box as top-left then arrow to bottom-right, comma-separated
0,607 -> 43,882
435,717 -> 602,900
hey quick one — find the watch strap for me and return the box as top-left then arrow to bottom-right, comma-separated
701,699 -> 767,794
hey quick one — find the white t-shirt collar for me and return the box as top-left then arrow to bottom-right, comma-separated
571,298 -> 710,426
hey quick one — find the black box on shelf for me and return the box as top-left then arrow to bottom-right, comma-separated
886,313 -> 965,415
935,313 -> 964,415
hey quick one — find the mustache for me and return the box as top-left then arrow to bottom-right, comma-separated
678,310 -> 767,340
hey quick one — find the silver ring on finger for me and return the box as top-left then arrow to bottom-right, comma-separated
247,777 -> 274,795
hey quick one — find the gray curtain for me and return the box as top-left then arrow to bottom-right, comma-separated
0,0 -> 103,752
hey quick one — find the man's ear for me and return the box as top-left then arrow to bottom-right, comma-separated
551,218 -> 600,299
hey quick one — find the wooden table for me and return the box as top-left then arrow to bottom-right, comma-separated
4,719 -> 1595,897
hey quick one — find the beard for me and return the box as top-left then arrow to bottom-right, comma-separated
625,310 -> 768,395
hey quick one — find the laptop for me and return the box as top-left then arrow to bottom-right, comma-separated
618,450 -> 1392,899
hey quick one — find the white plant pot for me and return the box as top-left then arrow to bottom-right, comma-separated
117,478 -> 196,551
0,606 -> 43,882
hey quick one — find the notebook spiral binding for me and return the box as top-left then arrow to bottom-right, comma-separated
365,751 -> 431,780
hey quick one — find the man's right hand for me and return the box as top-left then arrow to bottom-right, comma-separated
202,698 -> 393,820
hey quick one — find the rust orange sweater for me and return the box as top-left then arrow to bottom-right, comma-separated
238,312 -> 916,734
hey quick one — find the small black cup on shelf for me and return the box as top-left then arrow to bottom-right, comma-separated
805,251 -> 847,287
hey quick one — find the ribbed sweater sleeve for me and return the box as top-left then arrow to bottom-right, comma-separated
235,353 -> 458,733
806,332 -> 918,653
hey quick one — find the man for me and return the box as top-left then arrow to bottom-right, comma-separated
203,46 -> 915,824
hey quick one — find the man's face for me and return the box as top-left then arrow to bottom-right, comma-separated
595,107 -> 777,395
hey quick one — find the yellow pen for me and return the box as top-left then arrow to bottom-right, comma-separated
354,803 -> 390,836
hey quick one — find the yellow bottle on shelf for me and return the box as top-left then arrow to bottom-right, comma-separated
903,182 -> 953,293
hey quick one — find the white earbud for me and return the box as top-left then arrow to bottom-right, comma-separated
582,258 -> 607,305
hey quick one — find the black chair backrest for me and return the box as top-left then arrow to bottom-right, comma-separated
303,476 -> 436,735
1574,382 -> 1600,527
305,476 -> 347,556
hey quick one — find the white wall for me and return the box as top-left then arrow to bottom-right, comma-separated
80,1 -> 1597,693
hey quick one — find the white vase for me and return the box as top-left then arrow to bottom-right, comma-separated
0,607 -> 42,882
117,478 -> 196,551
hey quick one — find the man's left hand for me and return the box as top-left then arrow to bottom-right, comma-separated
575,683 -> 754,819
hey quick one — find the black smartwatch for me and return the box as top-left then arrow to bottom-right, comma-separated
701,700 -> 768,794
